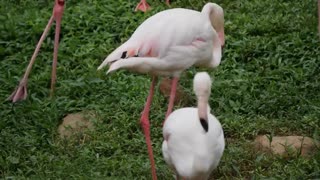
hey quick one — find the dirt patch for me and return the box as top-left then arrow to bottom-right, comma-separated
58,111 -> 97,140
254,135 -> 319,157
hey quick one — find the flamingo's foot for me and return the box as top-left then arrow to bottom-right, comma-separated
7,82 -> 28,103
135,1 -> 151,12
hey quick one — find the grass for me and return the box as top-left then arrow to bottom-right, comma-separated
1,0 -> 320,179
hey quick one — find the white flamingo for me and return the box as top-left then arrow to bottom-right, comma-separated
98,3 -> 225,180
162,72 -> 225,180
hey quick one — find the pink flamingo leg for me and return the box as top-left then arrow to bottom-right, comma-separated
7,0 -> 65,102
7,16 -> 55,103
166,0 -> 170,6
164,77 -> 179,122
135,0 -> 150,12
140,76 -> 158,180
50,0 -> 65,97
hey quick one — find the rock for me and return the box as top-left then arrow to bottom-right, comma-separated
254,135 -> 319,157
58,111 -> 96,139
159,78 -> 192,106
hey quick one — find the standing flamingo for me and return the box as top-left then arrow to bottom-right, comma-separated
98,3 -> 224,179
135,0 -> 170,12
7,0 -> 65,103
162,72 -> 225,180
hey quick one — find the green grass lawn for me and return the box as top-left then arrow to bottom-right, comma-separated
1,0 -> 319,179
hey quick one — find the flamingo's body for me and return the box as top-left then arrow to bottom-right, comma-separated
99,5 -> 224,74
98,3 -> 224,180
162,72 -> 225,179
135,0 -> 170,12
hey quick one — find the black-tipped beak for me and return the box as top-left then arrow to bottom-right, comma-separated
200,118 -> 208,132
121,51 -> 127,59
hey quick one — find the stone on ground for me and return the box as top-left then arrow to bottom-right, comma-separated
58,111 -> 96,139
254,135 -> 319,157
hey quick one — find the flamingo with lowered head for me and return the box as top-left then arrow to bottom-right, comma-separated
162,72 -> 225,180
98,3 -> 225,180
7,0 -> 65,103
